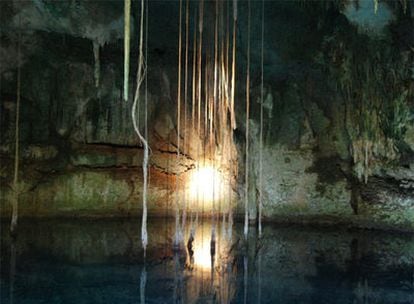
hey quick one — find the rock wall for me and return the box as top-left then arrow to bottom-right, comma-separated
1,0 -> 413,231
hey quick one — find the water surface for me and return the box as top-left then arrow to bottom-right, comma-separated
1,219 -> 413,303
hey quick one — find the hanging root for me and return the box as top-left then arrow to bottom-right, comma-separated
124,0 -> 131,101
230,0 -> 237,130
132,0 -> 149,252
183,0 -> 237,237
181,0 -> 189,235
174,0 -> 183,249
258,0 -> 264,237
244,0 -> 251,240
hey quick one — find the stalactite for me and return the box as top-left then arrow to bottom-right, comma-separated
373,0 -> 378,14
131,0 -> 149,253
401,0 -> 407,14
244,0 -> 251,240
10,19 -> 22,236
93,40 -> 100,88
258,0 -> 265,238
124,0 -> 131,101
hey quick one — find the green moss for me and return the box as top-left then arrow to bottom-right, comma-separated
50,172 -> 130,211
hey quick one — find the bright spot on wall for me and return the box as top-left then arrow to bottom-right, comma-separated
188,165 -> 225,207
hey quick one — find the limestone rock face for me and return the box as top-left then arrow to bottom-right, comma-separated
253,145 -> 352,218
1,0 -> 413,231
0,168 -> 175,217
357,165 -> 414,230
404,124 -> 414,152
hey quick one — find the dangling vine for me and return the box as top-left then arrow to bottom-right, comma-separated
244,0 -> 251,240
174,0 -> 183,247
131,0 -> 149,253
124,0 -> 131,101
258,0 -> 265,237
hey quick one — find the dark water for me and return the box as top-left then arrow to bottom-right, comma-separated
1,219 -> 413,304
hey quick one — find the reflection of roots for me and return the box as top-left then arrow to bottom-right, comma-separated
210,238 -> 216,257
186,234 -> 195,270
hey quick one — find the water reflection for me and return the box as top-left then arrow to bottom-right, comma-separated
189,224 -> 220,272
140,266 -> 147,304
180,221 -> 237,303
257,248 -> 262,304
8,237 -> 16,304
0,219 -> 413,304
243,255 -> 248,304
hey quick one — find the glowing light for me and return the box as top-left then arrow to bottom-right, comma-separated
193,236 -> 212,270
188,166 -> 224,205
